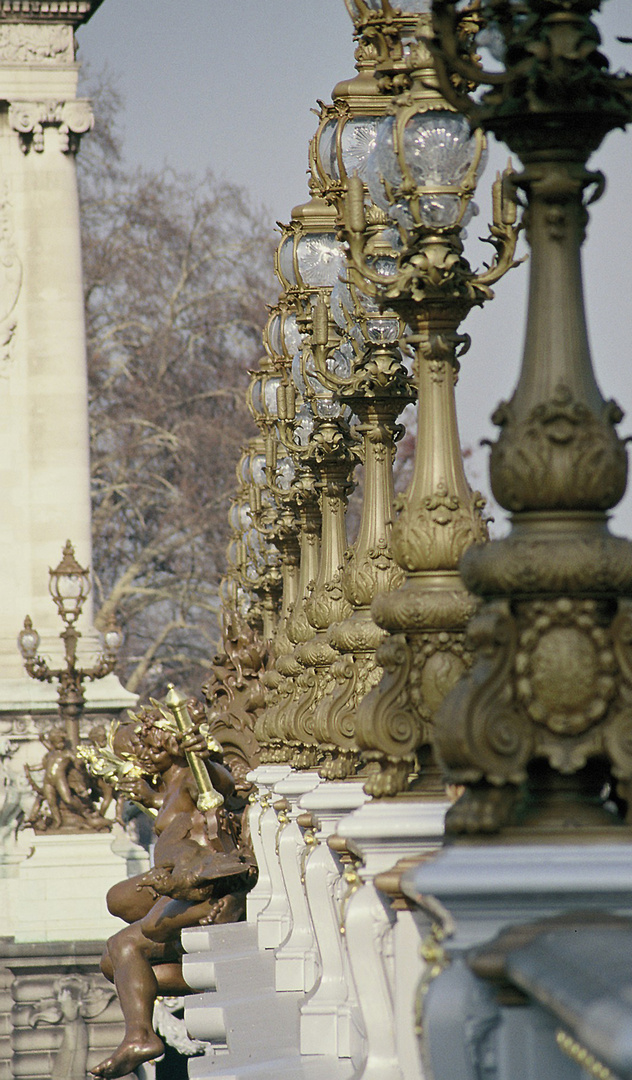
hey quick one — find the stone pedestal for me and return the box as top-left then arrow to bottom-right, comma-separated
402,842 -> 632,1080
0,826 -> 148,943
337,798 -> 449,1080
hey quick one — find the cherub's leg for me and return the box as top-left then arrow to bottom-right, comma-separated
106,872 -> 158,924
90,920 -> 169,1079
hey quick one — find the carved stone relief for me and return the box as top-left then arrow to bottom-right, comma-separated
0,24 -> 74,63
8,99 -> 93,154
0,181 -> 22,378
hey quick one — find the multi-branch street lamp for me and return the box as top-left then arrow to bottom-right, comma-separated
17,540 -> 123,748
333,0 -> 521,796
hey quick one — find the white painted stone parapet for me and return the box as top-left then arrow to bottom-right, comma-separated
402,841 -> 632,948
246,765 -> 291,923
273,770 -> 321,992
298,780 -> 369,1062
336,798 -> 449,1080
402,842 -> 632,1080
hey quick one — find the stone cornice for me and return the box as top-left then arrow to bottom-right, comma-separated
0,1 -> 104,25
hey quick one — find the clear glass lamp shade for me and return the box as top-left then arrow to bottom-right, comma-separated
264,376 -> 281,417
230,502 -> 252,531
227,539 -> 241,568
316,394 -> 343,419
240,454 -> 251,484
367,318 -> 400,344
236,587 -> 252,616
330,278 -> 353,331
267,314 -> 282,356
296,233 -> 345,288
18,621 -> 40,659
278,236 -> 297,286
292,351 -> 308,395
250,376 -> 263,416
368,111 -> 484,229
250,453 -> 267,488
276,456 -> 295,492
103,624 -> 123,654
404,111 -> 480,186
244,560 -> 259,583
293,404 -> 315,446
320,116 -> 380,185
281,313 -> 303,357
330,338 -> 354,380
367,117 -> 402,209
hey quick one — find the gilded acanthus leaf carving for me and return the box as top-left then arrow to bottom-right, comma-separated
392,482 -> 488,573
342,537 -> 405,609
490,383 -> 628,513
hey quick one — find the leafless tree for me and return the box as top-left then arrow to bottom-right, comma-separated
79,76 -> 276,696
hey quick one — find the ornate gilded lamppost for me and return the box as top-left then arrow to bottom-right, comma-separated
246,337 -> 312,763
425,0 -> 632,837
226,440 -> 283,643
306,46 -> 417,779
341,0 -> 521,796
18,541 -> 123,749
271,194 -> 360,770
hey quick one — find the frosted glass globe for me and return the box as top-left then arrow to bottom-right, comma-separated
281,312 -> 303,357
278,235 -> 296,286
264,376 -> 281,417
404,111 -> 478,187
296,233 -> 345,288
277,456 -> 295,492
335,117 -> 380,183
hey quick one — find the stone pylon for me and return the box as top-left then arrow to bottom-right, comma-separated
0,3 -> 133,762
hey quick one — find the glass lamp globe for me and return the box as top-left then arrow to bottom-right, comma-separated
367,109 -> 485,230
293,404 -> 315,447
318,114 -> 381,188
277,231 -> 345,291
18,616 -> 40,659
239,453 -> 252,486
276,456 -> 296,492
48,541 -> 91,625
250,453 -> 267,488
263,375 -> 281,418
249,374 -> 263,418
102,618 -> 123,656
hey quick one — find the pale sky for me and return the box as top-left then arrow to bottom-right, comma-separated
77,1 -> 632,536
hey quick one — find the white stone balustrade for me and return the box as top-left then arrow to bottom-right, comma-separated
298,780 -> 369,1062
273,770 -> 322,992
246,764 -> 291,924
336,798 -> 449,1080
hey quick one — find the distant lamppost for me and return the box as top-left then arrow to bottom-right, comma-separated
338,2 -> 520,796
18,540 -> 123,749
